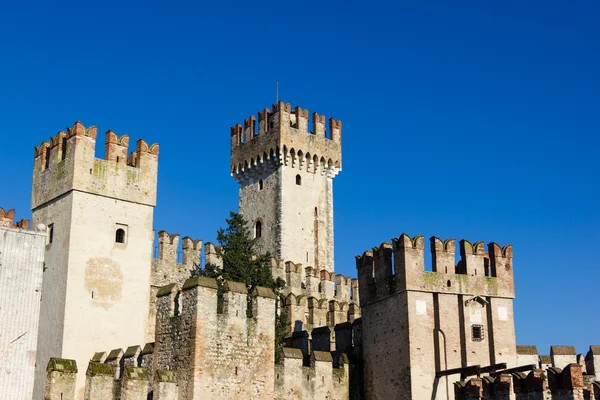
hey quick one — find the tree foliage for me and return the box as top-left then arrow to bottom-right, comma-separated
197,212 -> 285,291
193,211 -> 289,360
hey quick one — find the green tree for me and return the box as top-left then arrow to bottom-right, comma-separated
193,211 -> 289,360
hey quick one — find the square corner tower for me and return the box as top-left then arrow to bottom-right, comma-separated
30,122 -> 159,399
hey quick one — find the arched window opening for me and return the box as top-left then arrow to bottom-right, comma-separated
259,180 -> 263,190
115,228 -> 126,243
296,174 -> 302,185
255,221 -> 262,238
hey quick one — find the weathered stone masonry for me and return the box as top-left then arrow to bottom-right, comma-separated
231,101 -> 341,273
43,277 -> 351,400
356,234 -> 517,400
230,101 -> 358,337
31,122 -> 159,399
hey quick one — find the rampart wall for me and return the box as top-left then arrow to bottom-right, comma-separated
516,345 -> 600,378
147,230 -> 203,341
271,258 -> 360,333
454,363 -> 600,400
275,348 -> 349,400
154,277 -> 276,399
43,276 -> 360,400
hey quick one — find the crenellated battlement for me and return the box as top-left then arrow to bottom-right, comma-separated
151,230 -> 203,285
44,350 -> 159,400
203,241 -> 223,267
516,344 -> 600,376
453,363 -> 599,400
270,257 -> 356,303
148,230 -> 203,342
154,277 -> 276,399
356,233 -> 514,305
271,257 -> 358,303
230,101 -> 342,183
0,207 -> 31,229
276,323 -> 358,399
267,255 -> 359,332
276,347 -> 349,400
31,121 -> 159,210
155,277 -> 276,323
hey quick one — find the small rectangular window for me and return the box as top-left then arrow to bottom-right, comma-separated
44,148 -> 50,170
61,138 -> 67,161
471,325 -> 484,342
47,223 -> 54,244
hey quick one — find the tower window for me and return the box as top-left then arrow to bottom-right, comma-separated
255,221 -> 262,238
47,223 -> 54,244
259,180 -> 263,190
61,138 -> 67,161
314,207 -> 318,217
296,174 -> 302,185
44,147 -> 50,170
115,228 -> 126,243
471,325 -> 484,342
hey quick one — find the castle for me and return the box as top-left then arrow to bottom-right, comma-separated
0,101 -> 598,400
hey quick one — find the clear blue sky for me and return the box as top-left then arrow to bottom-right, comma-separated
1,1 -> 598,354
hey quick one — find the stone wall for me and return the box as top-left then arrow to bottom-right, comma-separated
0,211 -> 46,400
155,277 -> 276,399
41,277 -> 363,400
274,258 -> 360,334
45,358 -> 78,400
516,345 -> 600,378
148,230 -> 202,341
277,322 -> 360,400
275,348 -> 349,400
517,345 -> 540,368
44,356 -> 161,400
551,346 -> 578,370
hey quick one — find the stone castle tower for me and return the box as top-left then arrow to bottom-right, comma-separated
31,122 -> 159,399
230,101 -> 342,272
356,235 -> 517,400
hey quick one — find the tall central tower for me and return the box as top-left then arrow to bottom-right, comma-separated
231,101 -> 342,271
